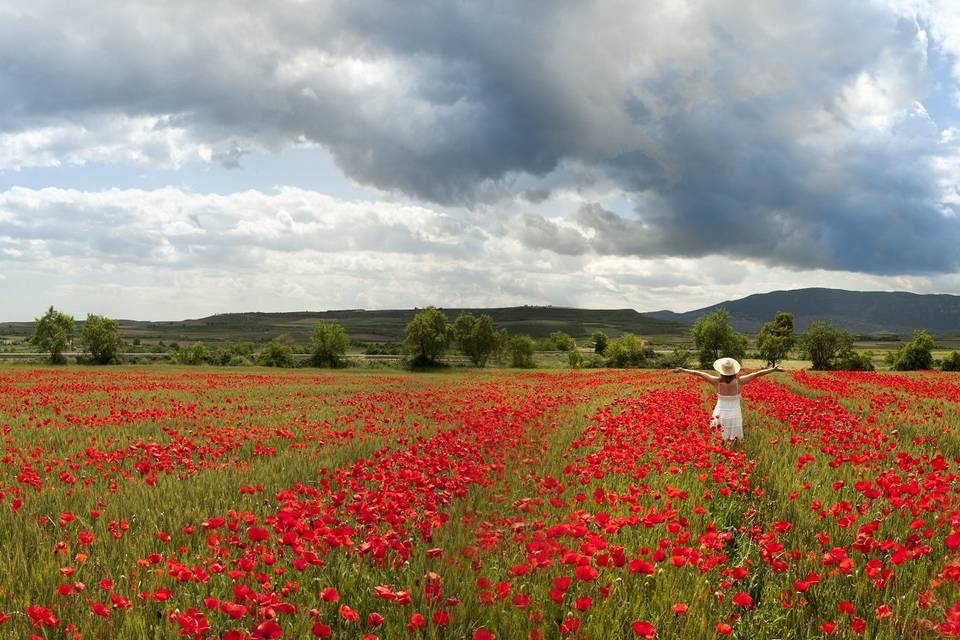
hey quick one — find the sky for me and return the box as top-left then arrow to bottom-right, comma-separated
3,0 -> 960,320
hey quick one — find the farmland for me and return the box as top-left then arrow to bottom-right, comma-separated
1,366 -> 960,639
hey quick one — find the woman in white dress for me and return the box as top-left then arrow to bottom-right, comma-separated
673,358 -> 782,448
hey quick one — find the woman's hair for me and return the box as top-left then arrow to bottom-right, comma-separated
719,374 -> 737,384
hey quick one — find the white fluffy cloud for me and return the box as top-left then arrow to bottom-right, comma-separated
3,185 -> 960,320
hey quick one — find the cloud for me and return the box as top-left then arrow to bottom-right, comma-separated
1,0 -> 960,277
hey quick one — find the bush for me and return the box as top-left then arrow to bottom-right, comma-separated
657,346 -> 691,369
567,350 -> 585,369
942,351 -> 960,372
508,335 -> 536,368
892,330 -> 935,371
176,342 -> 210,365
258,336 -> 296,368
604,333 -> 654,368
549,331 -> 576,352
836,349 -> 875,371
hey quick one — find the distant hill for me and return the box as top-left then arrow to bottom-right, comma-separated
647,288 -> 960,335
0,306 -> 683,345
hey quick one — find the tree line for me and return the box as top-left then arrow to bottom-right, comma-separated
25,305 -> 960,371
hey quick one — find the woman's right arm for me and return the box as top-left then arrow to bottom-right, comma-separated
672,367 -> 719,383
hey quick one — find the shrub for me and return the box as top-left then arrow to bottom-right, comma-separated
604,333 -> 654,368
508,335 -> 536,368
942,351 -> 960,372
258,336 -> 295,368
657,346 -> 691,369
892,330 -> 935,371
567,350 -> 585,369
836,349 -> 875,371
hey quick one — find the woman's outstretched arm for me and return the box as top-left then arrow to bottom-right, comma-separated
672,367 -> 720,384
739,364 -> 784,384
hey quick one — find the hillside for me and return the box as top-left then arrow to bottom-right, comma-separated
647,288 -> 960,335
0,307 -> 683,345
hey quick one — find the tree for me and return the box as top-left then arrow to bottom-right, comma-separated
31,306 -> 75,364
691,308 -> 747,368
799,321 -> 854,370
756,312 -> 795,366
79,314 -> 124,364
309,322 -> 350,368
508,335 -> 536,368
942,351 -> 960,372
604,332 -> 654,368
591,331 -> 608,354
259,335 -> 295,368
892,330 -> 934,371
403,307 -> 453,366
549,331 -> 576,352
453,313 -> 499,367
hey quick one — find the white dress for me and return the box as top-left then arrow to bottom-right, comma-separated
711,394 -> 743,440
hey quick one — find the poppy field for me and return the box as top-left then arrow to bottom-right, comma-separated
2,367 -> 960,639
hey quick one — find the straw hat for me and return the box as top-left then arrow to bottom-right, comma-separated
713,357 -> 741,376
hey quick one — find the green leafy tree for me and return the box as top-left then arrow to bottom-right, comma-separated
799,321 -> 855,370
508,335 -> 536,368
309,322 -> 350,368
79,314 -> 125,364
591,331 -> 609,354
549,331 -> 576,352
453,313 -> 499,367
604,333 -> 655,368
757,312 -> 795,366
259,335 -> 296,368
892,330 -> 935,371
31,306 -> 75,364
691,308 -> 747,368
403,307 -> 453,366
942,351 -> 960,372
567,349 -> 585,369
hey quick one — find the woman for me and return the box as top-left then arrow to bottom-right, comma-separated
673,358 -> 782,447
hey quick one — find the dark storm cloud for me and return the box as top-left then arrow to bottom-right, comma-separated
1,0 -> 959,273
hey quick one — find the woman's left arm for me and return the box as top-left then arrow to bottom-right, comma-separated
740,364 -> 784,384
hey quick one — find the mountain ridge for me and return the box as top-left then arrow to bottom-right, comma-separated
646,287 -> 960,334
